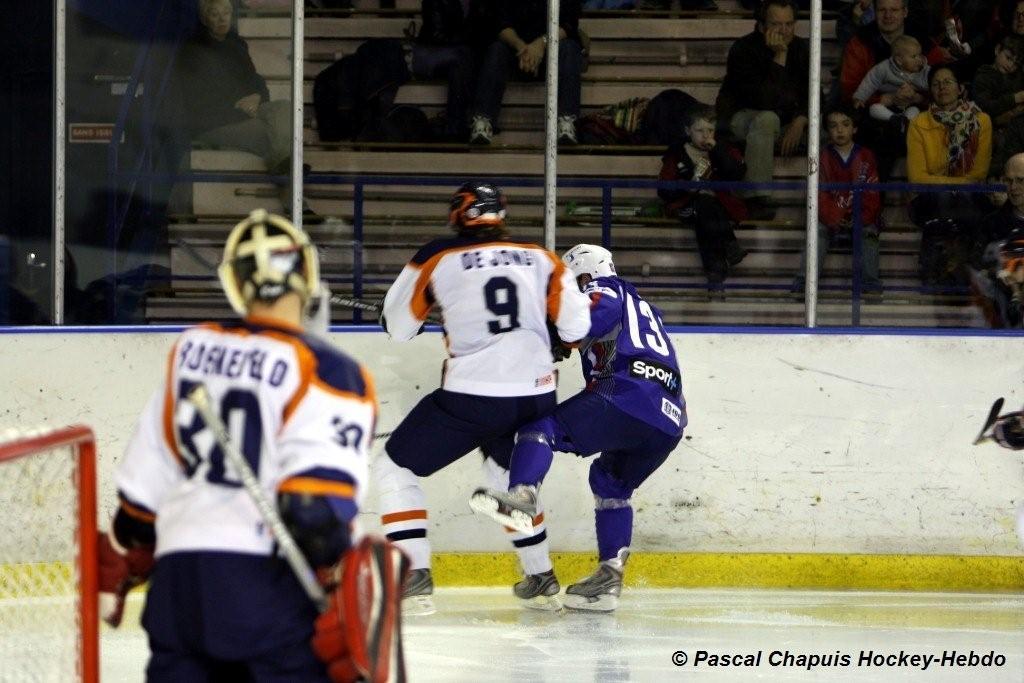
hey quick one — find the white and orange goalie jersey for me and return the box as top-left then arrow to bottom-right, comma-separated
115,316 -> 377,558
381,235 -> 592,397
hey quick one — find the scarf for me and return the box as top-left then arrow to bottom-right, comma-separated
930,100 -> 982,177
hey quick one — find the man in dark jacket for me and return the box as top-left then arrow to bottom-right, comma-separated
412,0 -> 495,141
177,0 -> 291,173
468,0 -> 584,145
716,0 -> 809,218
972,153 -> 1024,327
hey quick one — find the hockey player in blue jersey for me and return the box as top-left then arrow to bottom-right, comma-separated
471,243 -> 686,611
96,210 -> 408,682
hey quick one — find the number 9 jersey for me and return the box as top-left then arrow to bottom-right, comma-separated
381,235 -> 592,397
115,317 -> 378,558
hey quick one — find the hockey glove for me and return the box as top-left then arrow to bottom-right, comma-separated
993,412 -> 1024,450
546,320 -> 573,362
97,530 -> 155,627
312,536 -> 410,683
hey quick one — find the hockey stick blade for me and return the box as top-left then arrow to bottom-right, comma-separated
973,397 -> 1005,445
186,383 -> 328,611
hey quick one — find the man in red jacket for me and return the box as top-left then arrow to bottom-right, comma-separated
793,105 -> 883,295
838,0 -> 934,179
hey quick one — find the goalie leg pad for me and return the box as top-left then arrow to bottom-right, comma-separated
312,536 -> 410,683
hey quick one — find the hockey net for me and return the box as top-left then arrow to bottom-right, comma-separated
0,425 -> 98,683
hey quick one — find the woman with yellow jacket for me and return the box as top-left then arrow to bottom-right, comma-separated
907,66 -> 992,286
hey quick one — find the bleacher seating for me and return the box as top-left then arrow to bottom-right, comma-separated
152,1 -> 982,328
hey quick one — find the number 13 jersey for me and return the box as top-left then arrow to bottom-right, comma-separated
382,235 -> 591,397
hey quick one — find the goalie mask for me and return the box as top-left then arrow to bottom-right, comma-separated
218,209 -> 320,316
448,182 -> 507,232
562,244 -> 617,285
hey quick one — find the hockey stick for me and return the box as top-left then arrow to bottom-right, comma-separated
186,383 -> 328,612
330,295 -> 384,315
973,397 -> 1005,445
331,294 -> 442,325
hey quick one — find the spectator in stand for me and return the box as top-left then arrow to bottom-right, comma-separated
907,66 -> 993,286
658,104 -> 748,287
977,153 -> 1024,258
792,105 -> 884,295
469,0 -> 584,145
413,0 -> 494,142
716,0 -> 810,220
853,35 -> 930,135
972,35 -> 1024,131
835,0 -> 876,51
972,153 -> 1024,326
840,0 -> 933,178
177,0 -> 291,176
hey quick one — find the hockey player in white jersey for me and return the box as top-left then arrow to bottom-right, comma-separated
96,210 -> 408,682
376,182 -> 592,612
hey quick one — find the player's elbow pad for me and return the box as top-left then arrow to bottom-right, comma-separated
112,501 -> 156,549
279,491 -> 355,569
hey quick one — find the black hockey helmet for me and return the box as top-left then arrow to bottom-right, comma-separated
448,182 -> 507,232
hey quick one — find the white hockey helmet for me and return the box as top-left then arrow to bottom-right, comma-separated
218,209 -> 321,316
562,243 -> 616,280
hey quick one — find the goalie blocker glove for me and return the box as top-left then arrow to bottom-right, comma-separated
312,536 -> 411,683
97,530 -> 155,627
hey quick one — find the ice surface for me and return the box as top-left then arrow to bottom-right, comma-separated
90,588 -> 1024,682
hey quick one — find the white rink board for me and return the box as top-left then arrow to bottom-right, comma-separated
0,329 -> 1021,556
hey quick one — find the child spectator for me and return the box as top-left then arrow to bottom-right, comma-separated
972,35 -> 1024,129
659,105 -> 748,286
852,34 -> 929,133
793,105 -> 883,294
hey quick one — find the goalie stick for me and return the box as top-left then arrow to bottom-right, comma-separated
187,383 -> 328,611
973,397 -> 1005,445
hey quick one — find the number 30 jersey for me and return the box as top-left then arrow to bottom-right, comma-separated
115,317 -> 377,558
580,275 -> 687,436
382,235 -> 591,397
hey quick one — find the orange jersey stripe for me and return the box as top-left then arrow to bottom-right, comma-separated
543,251 -> 566,323
278,477 -> 356,499
161,340 -> 186,469
120,499 -> 157,524
382,509 -> 428,524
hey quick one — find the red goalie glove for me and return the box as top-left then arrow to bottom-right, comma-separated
97,531 -> 155,627
311,536 -> 410,683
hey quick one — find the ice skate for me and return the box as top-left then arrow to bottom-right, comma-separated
514,569 -> 563,611
564,549 -> 629,612
402,567 -> 436,616
469,485 -> 538,535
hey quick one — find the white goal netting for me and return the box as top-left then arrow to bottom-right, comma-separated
0,426 -> 97,683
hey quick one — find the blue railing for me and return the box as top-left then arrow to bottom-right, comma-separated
131,169 -> 998,326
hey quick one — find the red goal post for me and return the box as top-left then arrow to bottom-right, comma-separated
0,425 -> 98,683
